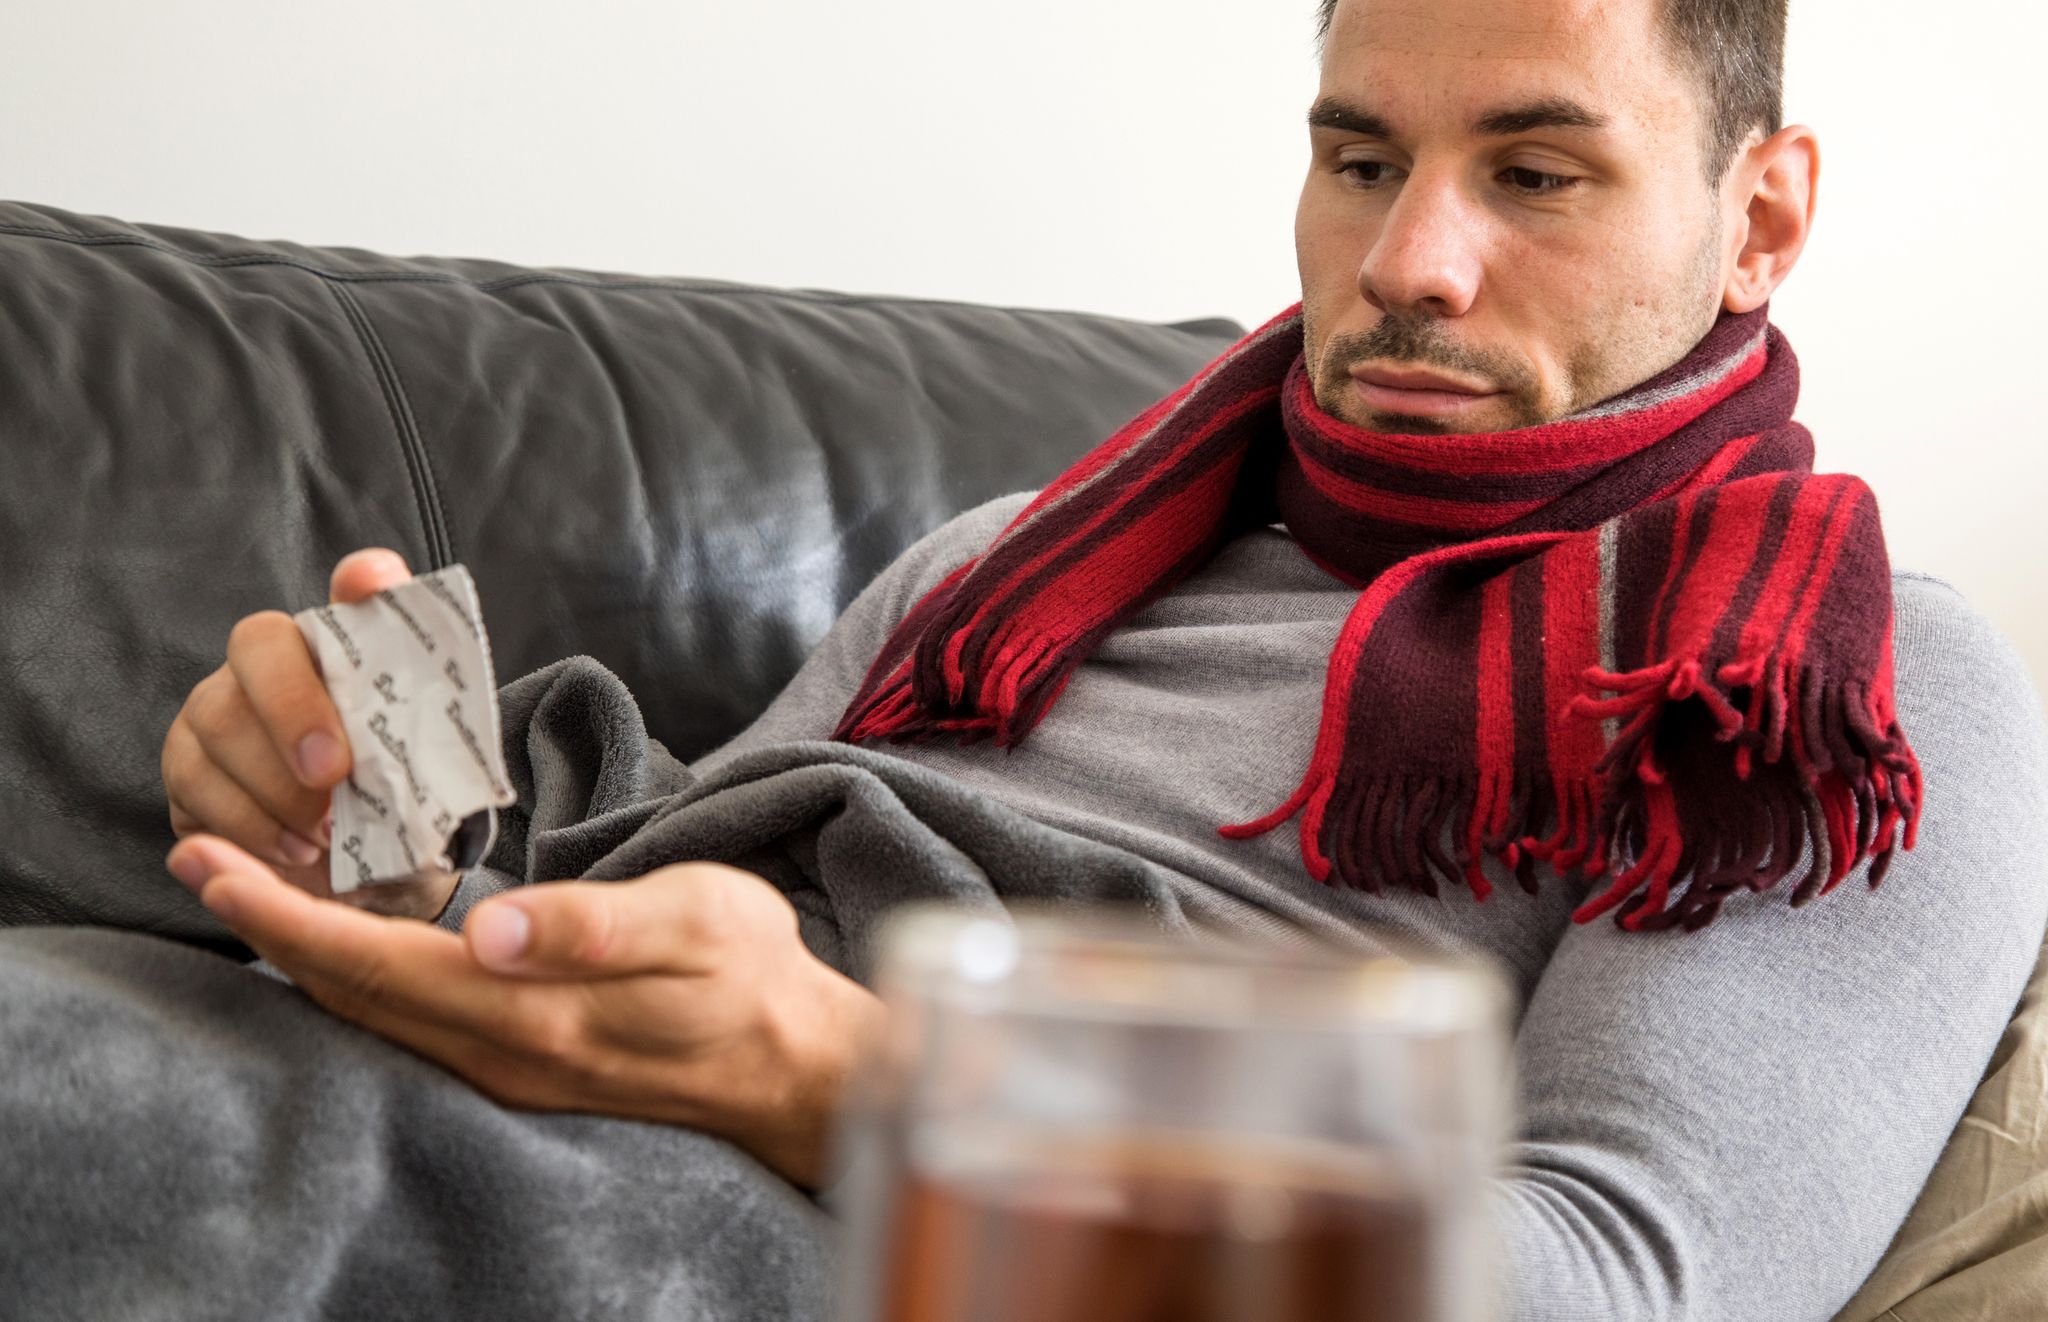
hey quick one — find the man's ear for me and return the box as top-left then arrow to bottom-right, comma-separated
1722,124 -> 1820,314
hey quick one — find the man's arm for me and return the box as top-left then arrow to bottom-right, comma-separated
1495,574 -> 2048,1320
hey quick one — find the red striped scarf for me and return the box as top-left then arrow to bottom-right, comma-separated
833,304 -> 1923,932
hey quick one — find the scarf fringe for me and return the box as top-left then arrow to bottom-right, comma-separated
1225,647 -> 1925,932
833,637 -> 1078,751
1559,652 -> 1923,929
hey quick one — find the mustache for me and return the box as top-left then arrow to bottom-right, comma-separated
1318,317 -> 1535,395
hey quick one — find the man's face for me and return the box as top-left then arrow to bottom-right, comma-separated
1297,0 -> 1735,434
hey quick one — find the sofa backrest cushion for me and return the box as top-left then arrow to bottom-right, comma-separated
0,200 -> 1240,943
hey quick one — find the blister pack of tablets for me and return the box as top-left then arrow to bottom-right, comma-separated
293,565 -> 515,895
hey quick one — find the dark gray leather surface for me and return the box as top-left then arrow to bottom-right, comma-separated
0,200 -> 1239,948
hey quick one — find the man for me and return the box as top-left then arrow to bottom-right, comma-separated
158,0 -> 2048,1317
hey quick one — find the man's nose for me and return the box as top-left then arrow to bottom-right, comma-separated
1357,170 -> 1484,319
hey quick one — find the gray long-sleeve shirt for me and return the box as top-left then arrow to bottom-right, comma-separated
690,491 -> 2048,1321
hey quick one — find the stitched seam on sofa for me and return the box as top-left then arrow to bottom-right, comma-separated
0,220 -> 1230,321
326,281 -> 454,571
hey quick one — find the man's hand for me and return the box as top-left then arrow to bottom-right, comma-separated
164,833 -> 886,1191
161,549 -> 457,918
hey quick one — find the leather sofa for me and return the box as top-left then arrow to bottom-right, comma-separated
0,200 -> 1237,951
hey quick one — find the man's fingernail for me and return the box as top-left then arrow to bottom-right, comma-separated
317,813 -> 334,847
296,732 -> 343,783
278,830 -> 323,867
167,850 -> 212,891
472,905 -> 531,968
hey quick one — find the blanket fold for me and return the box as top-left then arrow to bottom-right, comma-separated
489,656 -> 1225,981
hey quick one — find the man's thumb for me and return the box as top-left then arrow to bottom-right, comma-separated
467,899 -> 538,972
464,869 -> 746,979
329,547 -> 412,605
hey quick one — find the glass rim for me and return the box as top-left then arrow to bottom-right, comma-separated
871,901 -> 1510,1036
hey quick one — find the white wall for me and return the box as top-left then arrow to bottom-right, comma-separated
3,0 -> 2042,692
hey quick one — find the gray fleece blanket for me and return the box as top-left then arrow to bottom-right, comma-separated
0,657 -> 1206,1322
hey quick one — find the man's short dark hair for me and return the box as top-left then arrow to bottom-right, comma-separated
1313,0 -> 1787,183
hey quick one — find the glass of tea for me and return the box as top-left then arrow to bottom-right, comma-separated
830,906 -> 1512,1322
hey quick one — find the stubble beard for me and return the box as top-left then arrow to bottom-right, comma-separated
1301,215 -> 1729,438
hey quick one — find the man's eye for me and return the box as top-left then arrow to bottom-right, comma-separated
1501,166 -> 1577,196
1338,160 -> 1400,189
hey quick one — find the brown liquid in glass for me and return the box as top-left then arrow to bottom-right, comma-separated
877,1134 -> 1439,1322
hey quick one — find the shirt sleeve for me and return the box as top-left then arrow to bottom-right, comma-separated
1493,573 -> 2048,1320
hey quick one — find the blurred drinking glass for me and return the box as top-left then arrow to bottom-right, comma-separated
832,906 -> 1512,1322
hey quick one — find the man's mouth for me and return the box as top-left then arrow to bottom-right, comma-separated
1348,364 -> 1503,420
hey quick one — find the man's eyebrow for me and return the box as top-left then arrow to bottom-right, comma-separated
1305,94 -> 1610,140
1306,96 -> 1394,139
1472,97 -> 1610,136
